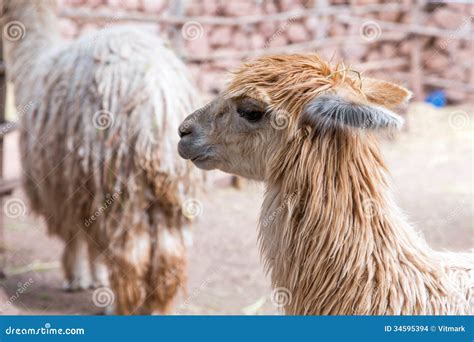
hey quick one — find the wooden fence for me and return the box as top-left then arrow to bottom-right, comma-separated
0,0 -> 472,276
61,1 -> 474,100
0,35 -> 12,278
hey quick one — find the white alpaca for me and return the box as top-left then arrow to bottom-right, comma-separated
2,0 -> 202,314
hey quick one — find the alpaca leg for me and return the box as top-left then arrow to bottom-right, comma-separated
109,265 -> 147,315
107,230 -> 151,315
88,243 -> 109,289
143,229 -> 187,315
62,233 -> 92,291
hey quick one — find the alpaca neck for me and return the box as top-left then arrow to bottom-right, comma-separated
2,0 -> 61,88
261,127 -> 444,315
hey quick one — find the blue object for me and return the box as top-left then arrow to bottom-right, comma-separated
425,90 -> 447,108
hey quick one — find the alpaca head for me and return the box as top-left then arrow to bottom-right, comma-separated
178,54 -> 411,180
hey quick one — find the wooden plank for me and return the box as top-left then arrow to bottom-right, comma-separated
316,0 -> 330,40
0,178 -> 20,197
410,0 -> 425,101
0,42 -> 5,180
167,0 -> 185,55
0,33 -> 6,279
182,32 -> 406,62
391,71 -> 474,92
60,3 -> 411,26
337,15 -> 473,41
61,5 -> 472,42
356,57 -> 408,71
469,3 -> 474,103
0,120 -> 17,136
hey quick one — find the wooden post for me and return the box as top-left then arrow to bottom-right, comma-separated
0,35 -> 7,279
469,3 -> 474,104
167,0 -> 185,56
410,0 -> 424,101
317,0 -> 329,40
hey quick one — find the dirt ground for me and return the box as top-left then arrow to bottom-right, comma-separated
0,103 -> 472,315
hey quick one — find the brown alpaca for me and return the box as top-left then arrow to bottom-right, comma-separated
2,0 -> 201,314
178,54 -> 473,315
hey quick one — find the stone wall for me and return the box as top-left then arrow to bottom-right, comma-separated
59,0 -> 473,103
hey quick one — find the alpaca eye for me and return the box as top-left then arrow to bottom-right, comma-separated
237,108 -> 265,122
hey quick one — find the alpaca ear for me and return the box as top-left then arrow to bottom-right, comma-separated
300,95 -> 404,131
361,78 -> 412,108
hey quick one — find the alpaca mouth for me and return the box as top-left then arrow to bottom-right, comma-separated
179,140 -> 209,161
189,152 -> 215,170
191,154 -> 209,163
178,140 -> 215,170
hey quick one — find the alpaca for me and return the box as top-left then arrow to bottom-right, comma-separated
2,0 -> 202,314
178,54 -> 473,315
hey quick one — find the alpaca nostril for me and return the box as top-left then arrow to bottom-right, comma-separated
178,123 -> 193,138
